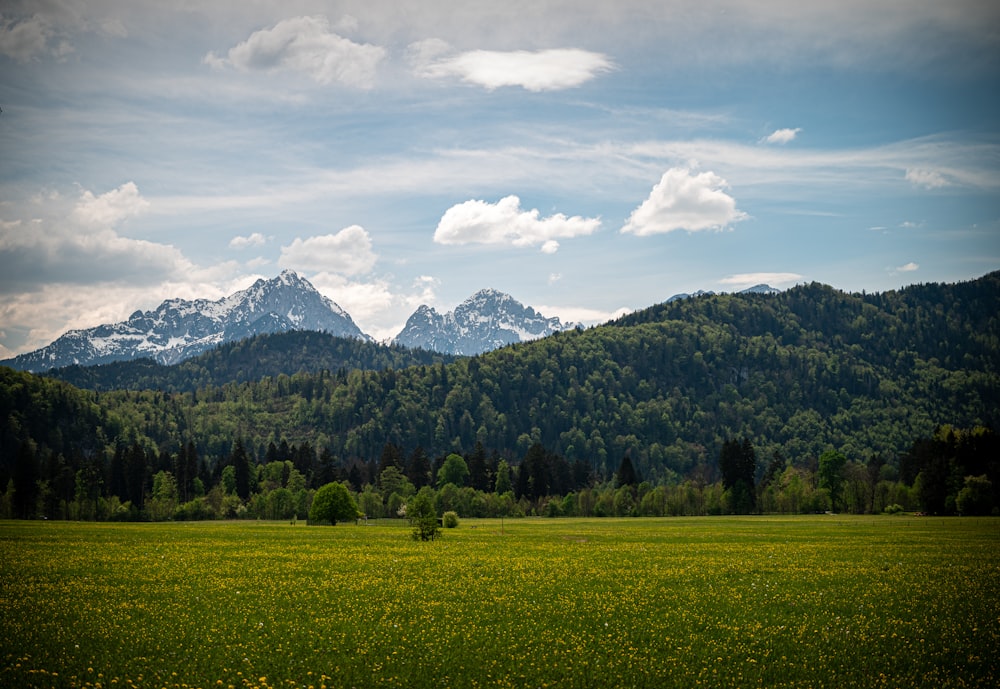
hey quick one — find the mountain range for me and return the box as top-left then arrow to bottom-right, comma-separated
0,270 -> 367,372
1,271 -> 781,372
3,271 -> 996,490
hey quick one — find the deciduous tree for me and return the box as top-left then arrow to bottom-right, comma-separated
309,481 -> 357,525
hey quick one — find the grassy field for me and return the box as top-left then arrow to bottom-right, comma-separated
1,516 -> 997,688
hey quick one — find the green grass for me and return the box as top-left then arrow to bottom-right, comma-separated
1,516 -> 997,688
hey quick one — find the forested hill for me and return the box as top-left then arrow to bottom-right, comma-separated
2,272 -> 998,490
44,330 -> 456,392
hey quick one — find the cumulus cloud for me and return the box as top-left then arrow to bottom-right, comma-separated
279,225 -> 377,275
71,181 -> 150,229
0,183 -> 252,354
719,272 -> 804,289
412,43 -> 613,91
896,261 -> 920,272
433,196 -> 600,252
0,183 -> 188,293
905,168 -> 950,189
621,168 -> 748,236
229,232 -> 267,249
205,15 -> 385,88
306,272 -> 441,342
762,128 -> 802,145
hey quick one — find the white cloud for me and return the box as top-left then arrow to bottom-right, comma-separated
719,272 -> 804,289
905,168 -> 950,189
896,261 -> 920,272
0,184 -> 185,293
433,196 -> 600,252
279,225 -> 377,276
229,232 -> 267,249
307,272 -> 441,342
205,15 -> 385,88
71,182 -> 149,229
621,168 -> 748,236
762,128 -> 802,145
414,45 -> 613,91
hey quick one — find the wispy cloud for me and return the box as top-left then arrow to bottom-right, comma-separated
434,196 -> 600,253
895,261 -> 920,272
204,16 -> 385,88
621,168 -> 747,236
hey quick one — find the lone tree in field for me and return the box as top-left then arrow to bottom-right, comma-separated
309,481 -> 358,525
409,489 -> 440,541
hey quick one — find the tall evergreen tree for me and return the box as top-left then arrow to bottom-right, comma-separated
232,438 -> 251,501
719,438 -> 756,513
407,446 -> 431,489
615,454 -> 640,488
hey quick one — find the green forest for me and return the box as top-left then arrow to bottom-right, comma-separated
2,272 -> 998,521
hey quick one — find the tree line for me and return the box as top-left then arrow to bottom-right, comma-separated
2,424 -> 995,521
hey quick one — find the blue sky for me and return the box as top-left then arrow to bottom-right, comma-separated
1,1 -> 998,354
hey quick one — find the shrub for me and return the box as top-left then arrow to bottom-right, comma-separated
883,503 -> 904,515
442,511 -> 459,528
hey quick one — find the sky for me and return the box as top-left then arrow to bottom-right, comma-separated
1,1 -> 999,355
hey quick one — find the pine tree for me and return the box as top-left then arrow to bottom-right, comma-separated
232,438 -> 251,501
615,454 -> 640,488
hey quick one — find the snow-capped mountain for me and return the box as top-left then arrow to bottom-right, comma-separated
739,283 -> 782,295
2,270 -> 369,372
393,288 -> 580,356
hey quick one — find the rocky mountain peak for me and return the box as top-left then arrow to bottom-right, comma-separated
1,272 -> 367,372
394,289 -> 579,356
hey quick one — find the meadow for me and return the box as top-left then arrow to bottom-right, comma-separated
1,516 -> 997,688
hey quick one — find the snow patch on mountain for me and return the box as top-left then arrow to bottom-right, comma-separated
393,288 -> 580,355
1,270 -> 368,372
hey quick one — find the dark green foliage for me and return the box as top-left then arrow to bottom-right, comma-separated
308,481 -> 357,525
616,454 -> 640,487
231,438 -> 252,501
79,272 -> 999,477
44,330 -> 456,392
818,449 -> 848,512
1,272 -> 998,520
437,453 -> 470,488
956,475 -> 994,516
905,426 -> 999,514
719,438 -> 756,513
